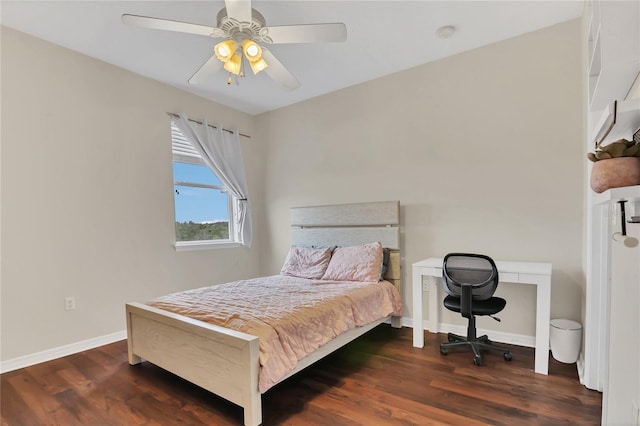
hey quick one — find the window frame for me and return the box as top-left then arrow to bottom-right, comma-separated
171,123 -> 241,251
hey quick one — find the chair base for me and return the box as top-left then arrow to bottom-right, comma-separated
440,332 -> 513,366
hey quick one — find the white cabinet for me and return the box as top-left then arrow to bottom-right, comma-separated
586,0 -> 640,148
606,214 -> 640,425
583,1 -> 640,423
587,0 -> 640,113
594,186 -> 640,425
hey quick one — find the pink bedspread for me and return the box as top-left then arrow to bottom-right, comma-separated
147,275 -> 403,392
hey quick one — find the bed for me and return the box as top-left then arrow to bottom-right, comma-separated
125,201 -> 402,426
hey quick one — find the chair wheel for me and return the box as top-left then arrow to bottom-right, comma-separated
473,356 -> 482,366
440,347 -> 448,356
447,334 -> 455,342
504,352 -> 513,361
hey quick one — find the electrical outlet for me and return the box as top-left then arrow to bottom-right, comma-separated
423,281 -> 429,292
64,296 -> 76,311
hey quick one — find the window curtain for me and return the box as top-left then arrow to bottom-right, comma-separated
173,113 -> 252,248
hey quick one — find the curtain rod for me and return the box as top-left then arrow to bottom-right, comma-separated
166,112 -> 251,139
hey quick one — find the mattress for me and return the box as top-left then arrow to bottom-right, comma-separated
147,274 -> 403,392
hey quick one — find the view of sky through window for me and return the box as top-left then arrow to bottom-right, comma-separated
173,162 -> 229,224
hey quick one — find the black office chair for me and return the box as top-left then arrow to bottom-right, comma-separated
439,253 -> 512,366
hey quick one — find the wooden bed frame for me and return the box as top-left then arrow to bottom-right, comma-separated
126,201 -> 402,426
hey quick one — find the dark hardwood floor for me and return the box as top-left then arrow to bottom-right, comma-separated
2,326 -> 601,425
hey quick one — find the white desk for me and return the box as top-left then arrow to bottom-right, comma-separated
412,257 -> 552,375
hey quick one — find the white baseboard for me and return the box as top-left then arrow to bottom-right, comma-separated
2,318 -> 537,374
399,316 -> 536,348
1,330 -> 127,374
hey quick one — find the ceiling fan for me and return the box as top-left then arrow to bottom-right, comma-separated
122,0 -> 347,90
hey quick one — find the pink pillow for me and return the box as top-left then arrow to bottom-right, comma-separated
321,242 -> 383,282
280,246 -> 333,279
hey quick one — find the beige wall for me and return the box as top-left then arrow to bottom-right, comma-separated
1,18 -> 584,362
256,19 -> 584,337
0,27 -> 265,361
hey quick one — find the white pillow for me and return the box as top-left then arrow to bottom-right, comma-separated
321,242 -> 383,282
280,246 -> 333,279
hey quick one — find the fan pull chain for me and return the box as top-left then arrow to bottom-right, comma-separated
227,73 -> 243,86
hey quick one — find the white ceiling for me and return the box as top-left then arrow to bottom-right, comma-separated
1,1 -> 584,115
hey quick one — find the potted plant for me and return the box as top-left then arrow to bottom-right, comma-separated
588,138 -> 640,193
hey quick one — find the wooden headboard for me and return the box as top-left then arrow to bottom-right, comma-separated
290,201 -> 401,293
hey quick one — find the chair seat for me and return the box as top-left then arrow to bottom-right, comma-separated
444,295 -> 506,316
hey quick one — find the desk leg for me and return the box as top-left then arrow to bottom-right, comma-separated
429,276 -> 440,333
535,276 -> 551,375
412,268 -> 424,348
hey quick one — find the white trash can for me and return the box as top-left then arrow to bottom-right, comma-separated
549,319 -> 582,363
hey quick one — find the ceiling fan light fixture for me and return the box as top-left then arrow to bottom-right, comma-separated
242,39 -> 262,62
249,57 -> 268,74
122,3 -> 345,90
214,39 -> 237,62
223,52 -> 242,75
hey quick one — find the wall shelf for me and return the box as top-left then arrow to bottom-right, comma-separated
592,184 -> 640,206
591,99 -> 640,147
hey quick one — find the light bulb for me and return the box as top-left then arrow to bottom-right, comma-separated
217,45 -> 230,57
214,40 -> 237,62
246,44 -> 259,57
242,39 -> 262,62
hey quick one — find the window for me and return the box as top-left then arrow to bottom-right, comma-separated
171,122 -> 238,249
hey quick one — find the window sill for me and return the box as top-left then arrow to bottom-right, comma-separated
174,240 -> 241,252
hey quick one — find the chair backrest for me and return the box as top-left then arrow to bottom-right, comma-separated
442,253 -> 499,301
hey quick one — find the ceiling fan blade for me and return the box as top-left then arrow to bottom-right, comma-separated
261,47 -> 300,91
122,14 -> 222,38
264,23 -> 347,44
188,54 -> 224,85
224,0 -> 252,23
